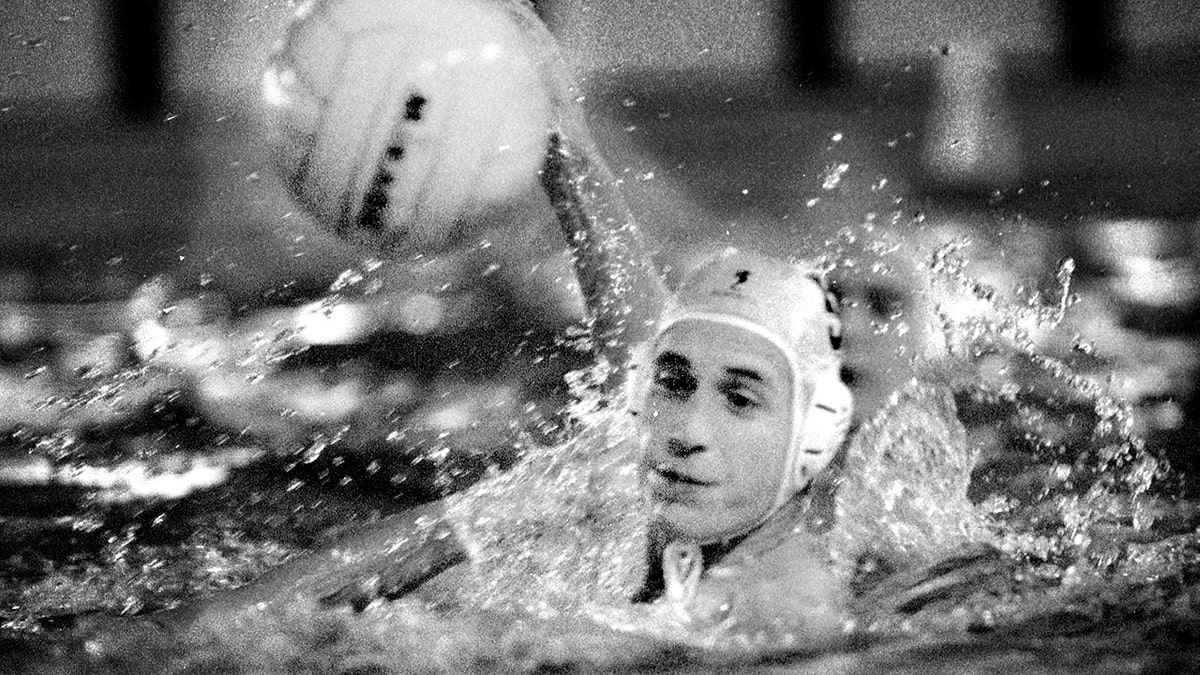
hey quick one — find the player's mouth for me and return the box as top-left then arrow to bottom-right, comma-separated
660,467 -> 710,485
646,463 -> 714,489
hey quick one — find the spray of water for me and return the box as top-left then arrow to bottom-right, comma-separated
443,359 -> 650,617
812,220 -> 1186,640
927,236 -> 1167,562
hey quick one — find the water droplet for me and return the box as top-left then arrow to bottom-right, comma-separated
1070,334 -> 1095,355
1095,396 -> 1120,420
302,438 -> 327,463
24,365 -> 48,380
330,267 -> 364,291
821,163 -> 850,190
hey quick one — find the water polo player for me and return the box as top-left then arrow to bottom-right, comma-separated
144,0 -> 856,638
153,130 -> 854,639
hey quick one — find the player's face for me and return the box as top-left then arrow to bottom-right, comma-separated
639,322 -> 794,544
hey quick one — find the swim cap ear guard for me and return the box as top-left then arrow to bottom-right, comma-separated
792,367 -> 853,487
627,249 -> 853,513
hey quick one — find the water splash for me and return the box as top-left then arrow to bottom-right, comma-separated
831,380 -> 986,574
443,361 -> 649,617
925,237 -> 1167,566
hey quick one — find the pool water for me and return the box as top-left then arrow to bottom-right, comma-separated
2,221 -> 1199,674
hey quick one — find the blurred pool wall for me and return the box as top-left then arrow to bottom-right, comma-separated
1,0 -> 1199,305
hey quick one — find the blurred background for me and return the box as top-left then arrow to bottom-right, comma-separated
1,0 -> 1198,300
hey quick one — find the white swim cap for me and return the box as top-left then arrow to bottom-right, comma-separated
634,248 -> 853,517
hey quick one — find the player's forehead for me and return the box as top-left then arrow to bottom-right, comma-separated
653,321 -> 792,389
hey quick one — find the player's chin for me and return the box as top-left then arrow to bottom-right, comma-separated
653,498 -> 773,544
653,501 -> 727,542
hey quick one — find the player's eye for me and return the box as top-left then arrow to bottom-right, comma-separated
651,367 -> 695,400
720,383 -> 765,414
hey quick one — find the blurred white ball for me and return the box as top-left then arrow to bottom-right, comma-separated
264,0 -> 554,257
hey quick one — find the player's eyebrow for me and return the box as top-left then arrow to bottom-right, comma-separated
653,351 -> 691,370
725,367 -> 766,383
726,366 -> 789,398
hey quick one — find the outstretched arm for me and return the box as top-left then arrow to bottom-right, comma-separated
541,132 -> 669,388
151,501 -> 467,631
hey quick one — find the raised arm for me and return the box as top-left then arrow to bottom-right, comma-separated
540,132 -> 668,386
146,3 -> 664,634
